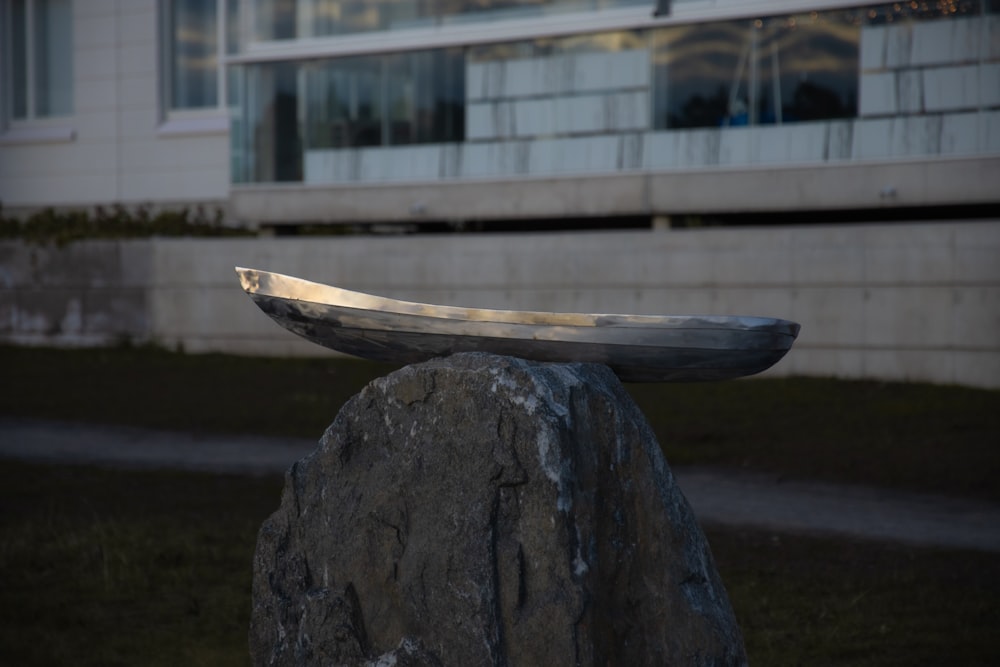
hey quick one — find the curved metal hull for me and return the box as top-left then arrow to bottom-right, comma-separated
236,267 -> 800,382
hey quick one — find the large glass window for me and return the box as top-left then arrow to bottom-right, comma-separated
234,48 -> 464,183
303,49 -> 464,150
233,61 -> 301,182
653,11 -> 860,129
863,0 -> 986,23
162,0 -> 239,112
469,28 -> 645,61
254,0 -> 647,40
167,0 -> 218,109
4,0 -> 73,120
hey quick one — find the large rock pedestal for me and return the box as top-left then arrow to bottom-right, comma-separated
250,353 -> 746,666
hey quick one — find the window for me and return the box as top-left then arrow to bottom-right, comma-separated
4,0 -> 73,120
653,11 -> 859,129
232,48 -> 465,183
161,0 -> 238,114
303,49 -> 465,151
254,0 -> 648,40
165,0 -> 218,109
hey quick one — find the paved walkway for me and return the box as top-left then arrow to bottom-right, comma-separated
2,417 -> 999,553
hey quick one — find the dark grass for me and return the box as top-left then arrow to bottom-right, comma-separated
2,344 -> 998,500
629,377 -> 1000,501
1,461 -> 997,666
708,527 -> 1000,666
2,346 -> 999,664
0,462 -> 280,667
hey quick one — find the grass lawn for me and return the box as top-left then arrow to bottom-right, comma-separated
3,344 -> 998,500
1,345 -> 999,664
1,461 -> 997,666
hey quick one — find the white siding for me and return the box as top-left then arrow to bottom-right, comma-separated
0,1 -> 229,209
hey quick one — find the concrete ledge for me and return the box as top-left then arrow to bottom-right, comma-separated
232,156 -> 1000,224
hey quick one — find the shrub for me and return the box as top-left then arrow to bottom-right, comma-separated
0,204 -> 253,246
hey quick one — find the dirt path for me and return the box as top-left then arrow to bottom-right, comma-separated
3,417 -> 999,553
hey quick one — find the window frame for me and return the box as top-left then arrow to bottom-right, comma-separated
1,0 -> 74,128
158,0 -> 232,136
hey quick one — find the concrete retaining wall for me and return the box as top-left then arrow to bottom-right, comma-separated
2,220 -> 998,388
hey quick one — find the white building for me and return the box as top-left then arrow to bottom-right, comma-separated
1,1 -> 999,388
0,0 -> 997,226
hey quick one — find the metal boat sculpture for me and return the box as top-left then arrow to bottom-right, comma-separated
236,267 -> 800,382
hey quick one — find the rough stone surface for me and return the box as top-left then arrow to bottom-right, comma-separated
250,352 -> 746,666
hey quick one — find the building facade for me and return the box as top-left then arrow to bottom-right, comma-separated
0,0 -> 997,225
1,2 -> 999,388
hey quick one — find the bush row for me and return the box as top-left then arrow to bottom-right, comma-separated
0,204 -> 254,246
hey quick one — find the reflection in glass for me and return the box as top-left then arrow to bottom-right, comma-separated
385,50 -> 465,145
33,0 -> 72,116
470,28 -> 645,61
169,0 -> 218,109
303,49 -> 464,150
254,0 -> 648,39
305,57 -> 383,149
863,0 -> 986,24
653,12 -> 859,129
8,0 -> 73,118
226,0 -> 241,54
254,0 -> 295,40
10,0 -> 28,118
236,49 -> 464,183
237,62 -> 301,182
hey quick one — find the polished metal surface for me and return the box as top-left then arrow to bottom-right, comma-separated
236,267 -> 800,382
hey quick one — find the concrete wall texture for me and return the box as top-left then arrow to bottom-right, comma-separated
2,220 -> 998,388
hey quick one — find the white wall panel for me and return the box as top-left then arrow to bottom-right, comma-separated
717,127 -> 751,165
466,62 -> 486,101
118,109 -> 159,139
516,98 -> 556,136
924,65 -> 980,112
75,15 -> 117,49
527,138 -> 556,173
896,70 -> 923,114
940,112 -> 980,155
952,288 -> 1000,349
982,110 -> 1000,152
851,118 -> 893,159
503,59 -> 537,98
679,129 -> 720,166
119,76 -> 158,110
980,63 -> 1000,107
755,123 -> 827,164
73,110 -> 119,142
75,0 -> 117,17
117,9 -> 156,44
75,44 -> 117,82
465,103 -> 489,140
890,115 -> 942,156
859,25 -> 886,70
884,22 -> 914,68
118,42 -> 157,76
912,18 -> 963,66
75,79 -> 119,113
859,72 -> 896,116
644,132 -> 681,169
987,15 -> 1000,60
827,121 -> 854,160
